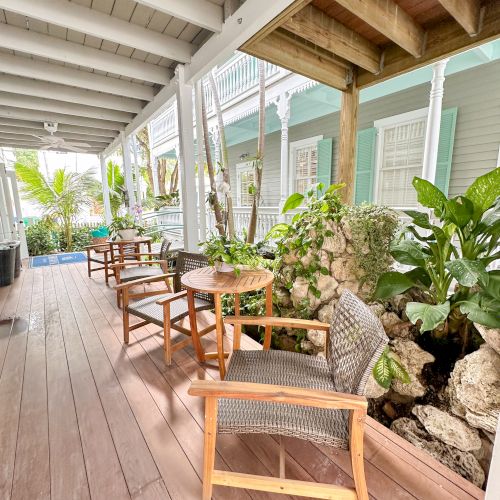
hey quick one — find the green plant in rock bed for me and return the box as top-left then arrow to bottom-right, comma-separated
59,225 -> 93,252
25,220 -> 58,256
374,168 -> 500,345
200,234 -> 264,275
108,214 -> 145,237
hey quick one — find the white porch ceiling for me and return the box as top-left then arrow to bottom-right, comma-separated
0,0 -> 298,155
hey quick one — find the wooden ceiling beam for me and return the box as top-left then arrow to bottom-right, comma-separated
0,127 -> 111,144
334,0 -> 425,58
243,30 -> 349,91
437,0 -> 481,36
282,5 -> 381,74
358,0 -> 500,88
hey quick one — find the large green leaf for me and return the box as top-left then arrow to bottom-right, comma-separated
373,272 -> 416,300
372,348 -> 391,389
465,167 -> 500,219
481,270 -> 500,300
406,301 -> 450,332
265,223 -> 290,241
405,267 -> 432,288
388,356 -> 411,384
404,210 -> 431,229
444,196 -> 473,228
445,258 -> 488,287
460,294 -> 500,328
390,240 -> 428,267
282,193 -> 304,214
412,177 -> 447,212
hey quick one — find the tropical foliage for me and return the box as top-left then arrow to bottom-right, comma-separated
374,168 -> 500,340
108,214 -> 145,236
25,220 -> 58,256
94,160 -> 125,218
15,163 -> 96,252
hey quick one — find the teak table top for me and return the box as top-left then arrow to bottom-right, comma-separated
181,266 -> 274,294
106,236 -> 152,246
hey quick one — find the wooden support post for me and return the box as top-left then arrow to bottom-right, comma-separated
337,71 -> 359,205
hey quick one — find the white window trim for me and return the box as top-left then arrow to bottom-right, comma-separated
373,108 -> 429,208
288,135 -> 323,196
236,161 -> 255,206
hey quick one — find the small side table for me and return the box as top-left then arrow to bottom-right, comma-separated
181,266 -> 274,379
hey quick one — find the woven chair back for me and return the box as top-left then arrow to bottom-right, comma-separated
174,252 -> 213,303
159,238 -> 172,260
327,290 -> 388,395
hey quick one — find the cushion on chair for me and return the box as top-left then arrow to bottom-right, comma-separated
218,350 -> 349,449
127,294 -> 213,328
119,266 -> 164,282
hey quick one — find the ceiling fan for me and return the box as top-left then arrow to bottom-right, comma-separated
31,122 -> 91,153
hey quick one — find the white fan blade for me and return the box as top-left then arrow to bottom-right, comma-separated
67,142 -> 91,148
62,145 -> 87,153
30,134 -> 45,141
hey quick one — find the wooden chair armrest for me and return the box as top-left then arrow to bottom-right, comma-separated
188,380 -> 367,411
156,290 -> 187,305
224,316 -> 330,331
114,273 -> 172,290
110,260 -> 169,269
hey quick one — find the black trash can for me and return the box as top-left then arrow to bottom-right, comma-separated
0,240 -> 21,278
0,244 -> 15,287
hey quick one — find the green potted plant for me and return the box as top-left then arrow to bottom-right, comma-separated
201,234 -> 264,275
108,214 -> 145,241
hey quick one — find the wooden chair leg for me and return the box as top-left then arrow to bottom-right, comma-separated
279,436 -> 286,479
203,397 -> 217,500
86,250 -> 91,278
163,304 -> 172,365
122,288 -> 130,344
349,409 -> 368,500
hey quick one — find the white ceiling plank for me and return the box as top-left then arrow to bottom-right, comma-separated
0,0 -> 194,62
0,24 -> 171,84
0,117 -> 119,137
0,54 -> 155,101
0,141 -> 103,153
0,74 -> 144,113
0,93 -> 133,122
134,0 -> 223,32
0,126 -> 112,144
103,0 -> 298,156
0,106 -> 125,130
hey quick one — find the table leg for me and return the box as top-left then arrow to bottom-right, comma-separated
233,293 -> 241,351
214,293 -> 226,380
187,289 -> 206,363
263,283 -> 273,350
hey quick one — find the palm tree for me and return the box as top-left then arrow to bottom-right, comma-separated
104,160 -> 126,217
15,163 -> 96,251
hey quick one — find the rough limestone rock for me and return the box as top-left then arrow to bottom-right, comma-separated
330,257 -> 356,283
412,405 -> 482,452
391,418 -> 485,488
390,339 -> 435,398
307,329 -> 327,348
381,311 -> 403,330
291,277 -> 320,312
316,274 -> 338,304
448,344 -> 500,434
322,223 -> 346,256
275,287 -> 292,308
318,300 -> 336,324
368,302 -> 386,318
474,323 -> 500,356
336,280 -> 360,297
282,252 -> 298,265
365,373 -> 389,399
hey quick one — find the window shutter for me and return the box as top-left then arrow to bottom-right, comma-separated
434,107 -> 457,196
354,127 -> 377,204
317,138 -> 333,191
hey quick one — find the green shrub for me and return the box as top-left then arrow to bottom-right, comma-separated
59,226 -> 93,252
26,221 -> 58,256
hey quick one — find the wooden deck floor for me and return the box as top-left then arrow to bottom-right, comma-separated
0,263 -> 485,500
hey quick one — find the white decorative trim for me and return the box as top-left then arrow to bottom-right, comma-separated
374,107 -> 429,129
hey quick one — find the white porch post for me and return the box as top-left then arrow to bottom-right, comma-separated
121,132 -> 136,214
175,64 -> 198,252
132,136 -> 143,222
99,153 -> 112,224
194,80 -> 207,242
276,92 -> 291,219
151,155 -> 160,196
422,58 -> 449,183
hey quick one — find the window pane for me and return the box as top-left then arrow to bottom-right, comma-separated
238,167 -> 256,206
294,144 -> 318,194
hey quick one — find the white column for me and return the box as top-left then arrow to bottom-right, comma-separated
132,136 -> 143,222
194,80 -> 207,242
276,92 -> 291,218
151,154 -> 160,196
175,64 -> 198,252
99,153 -> 112,224
422,58 -> 449,184
121,132 -> 136,214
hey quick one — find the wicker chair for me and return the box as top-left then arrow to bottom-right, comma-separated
111,238 -> 175,307
189,290 -> 388,500
116,251 -> 215,364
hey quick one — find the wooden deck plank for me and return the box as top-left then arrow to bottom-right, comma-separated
51,266 -> 131,500
11,269 -> 51,500
43,266 -> 90,500
0,269 -> 33,499
55,265 -> 171,500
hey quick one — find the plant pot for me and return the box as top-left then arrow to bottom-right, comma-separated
214,261 -> 235,273
118,228 -> 136,241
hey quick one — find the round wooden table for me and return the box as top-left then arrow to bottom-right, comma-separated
107,236 -> 152,264
181,266 -> 274,379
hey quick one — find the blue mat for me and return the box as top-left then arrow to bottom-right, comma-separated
30,252 -> 87,268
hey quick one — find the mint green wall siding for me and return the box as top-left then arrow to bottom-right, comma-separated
227,60 -> 500,205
